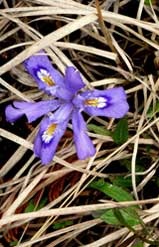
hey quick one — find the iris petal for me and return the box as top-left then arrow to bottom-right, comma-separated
24,51 -> 64,96
81,87 -> 129,118
64,67 -> 85,94
55,87 -> 73,101
50,103 -> 73,122
5,104 -> 24,123
34,116 -> 69,164
72,111 -> 96,160
5,100 -> 60,123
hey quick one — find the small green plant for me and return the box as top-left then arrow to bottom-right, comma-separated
90,179 -> 159,245
90,179 -> 140,227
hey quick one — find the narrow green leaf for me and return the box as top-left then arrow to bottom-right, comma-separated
113,208 -> 140,227
90,179 -> 134,202
144,0 -> 152,5
112,176 -> 132,189
101,208 -> 140,226
100,209 -> 120,225
87,124 -> 111,136
112,118 -> 128,145
36,197 -> 47,210
10,241 -> 18,246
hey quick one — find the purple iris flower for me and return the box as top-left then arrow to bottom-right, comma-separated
5,51 -> 129,164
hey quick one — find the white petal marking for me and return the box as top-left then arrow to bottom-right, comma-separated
42,124 -> 57,143
85,97 -> 107,108
37,68 -> 55,86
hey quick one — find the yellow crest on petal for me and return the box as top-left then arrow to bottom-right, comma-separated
37,69 -> 55,86
42,123 -> 57,143
84,97 -> 107,108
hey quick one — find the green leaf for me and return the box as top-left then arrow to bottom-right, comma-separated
10,241 -> 18,246
100,208 -> 140,226
132,241 -> 144,247
90,179 -> 134,202
113,208 -> 140,227
100,209 -> 119,225
144,0 -> 157,6
87,124 -> 111,136
144,0 -> 151,5
90,179 -> 141,227
36,197 -> 47,210
112,176 -> 132,189
52,220 -> 73,230
112,118 -> 128,145
144,0 -> 157,5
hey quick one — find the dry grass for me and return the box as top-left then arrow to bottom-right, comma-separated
0,0 -> 159,246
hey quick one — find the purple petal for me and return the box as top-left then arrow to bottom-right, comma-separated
80,87 -> 129,118
72,111 -> 96,160
34,116 -> 68,164
64,67 -> 85,93
55,67 -> 85,100
55,86 -> 73,101
24,51 -> 64,96
34,130 -> 42,158
5,100 -> 60,123
50,103 -> 73,122
5,105 -> 24,122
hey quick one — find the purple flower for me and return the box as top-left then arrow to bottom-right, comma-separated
5,51 -> 129,164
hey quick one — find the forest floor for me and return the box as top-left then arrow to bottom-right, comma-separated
0,0 -> 159,246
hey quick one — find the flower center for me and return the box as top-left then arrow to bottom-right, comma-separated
84,97 -> 107,108
42,123 -> 57,143
37,68 -> 55,86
